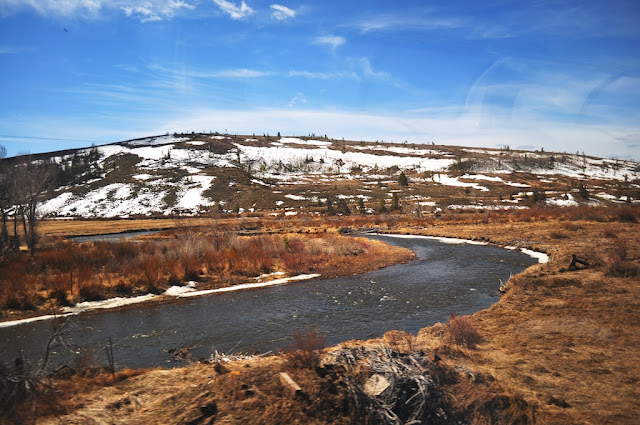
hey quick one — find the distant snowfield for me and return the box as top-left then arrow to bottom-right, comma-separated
433,174 -> 489,191
235,143 -> 455,174
36,135 -> 640,218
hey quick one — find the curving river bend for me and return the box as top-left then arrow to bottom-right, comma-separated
0,235 -> 538,370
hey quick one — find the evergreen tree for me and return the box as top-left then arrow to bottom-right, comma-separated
356,197 -> 365,213
378,198 -> 387,213
391,192 -> 400,211
398,172 -> 408,186
336,199 -> 351,215
326,197 -> 335,214
578,184 -> 589,200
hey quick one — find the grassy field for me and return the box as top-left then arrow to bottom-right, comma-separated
2,205 -> 639,424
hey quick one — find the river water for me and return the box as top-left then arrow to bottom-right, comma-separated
70,230 -> 160,243
0,235 -> 537,370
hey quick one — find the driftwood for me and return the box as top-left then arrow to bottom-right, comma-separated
321,346 -> 450,425
279,372 -> 303,395
568,254 -> 590,271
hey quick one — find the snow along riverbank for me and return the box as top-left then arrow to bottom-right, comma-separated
373,233 -> 549,263
0,274 -> 321,329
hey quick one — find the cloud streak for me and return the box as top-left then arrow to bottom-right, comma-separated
288,70 -> 357,80
348,13 -> 461,33
287,92 -> 307,107
122,0 -> 195,22
1,0 -> 196,21
0,0 -> 102,17
270,4 -> 295,21
313,35 -> 345,52
212,0 -> 254,20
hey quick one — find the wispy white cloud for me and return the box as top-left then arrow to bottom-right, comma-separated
288,58 -> 395,85
205,68 -> 271,78
270,4 -> 295,21
0,0 -> 102,17
313,35 -> 345,52
212,0 -> 254,20
122,0 -> 195,23
353,57 -> 389,80
148,63 -> 271,80
288,70 -> 357,80
121,4 -> 161,22
349,13 -> 461,33
287,92 -> 307,107
1,0 -> 196,21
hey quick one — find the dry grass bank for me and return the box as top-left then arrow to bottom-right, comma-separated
388,216 -> 639,424
2,206 -> 639,424
0,230 -> 413,323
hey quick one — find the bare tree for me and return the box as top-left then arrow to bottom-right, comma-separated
9,156 -> 55,255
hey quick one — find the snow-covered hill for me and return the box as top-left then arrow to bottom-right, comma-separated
33,134 -> 640,218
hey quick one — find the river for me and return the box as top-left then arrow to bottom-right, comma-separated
0,235 -> 538,370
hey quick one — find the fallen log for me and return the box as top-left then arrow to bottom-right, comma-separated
568,254 -> 590,271
279,372 -> 303,395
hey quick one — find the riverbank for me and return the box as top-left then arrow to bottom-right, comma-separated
4,210 -> 640,424
0,231 -> 415,325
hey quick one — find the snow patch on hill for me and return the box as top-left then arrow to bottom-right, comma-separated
30,134 -> 640,219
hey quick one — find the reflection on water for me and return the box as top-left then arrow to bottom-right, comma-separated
70,230 -> 160,243
0,235 -> 537,370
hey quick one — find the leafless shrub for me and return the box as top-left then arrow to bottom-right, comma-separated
605,244 -> 639,277
283,327 -> 326,369
446,313 -> 483,348
615,205 -> 638,223
384,330 -> 417,352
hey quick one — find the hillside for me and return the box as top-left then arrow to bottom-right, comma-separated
17,133 -> 639,219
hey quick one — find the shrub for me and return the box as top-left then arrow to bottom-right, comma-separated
50,289 -> 72,307
3,294 -> 37,311
78,283 -> 106,302
615,205 -> 638,223
283,328 -> 326,369
446,313 -> 483,348
114,281 -> 133,295
384,330 -> 417,352
605,244 -> 639,277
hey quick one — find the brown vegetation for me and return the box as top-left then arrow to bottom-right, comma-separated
282,328 -> 327,370
0,228 -> 413,322
1,205 -> 639,424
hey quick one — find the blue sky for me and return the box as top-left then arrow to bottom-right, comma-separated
1,0 -> 639,159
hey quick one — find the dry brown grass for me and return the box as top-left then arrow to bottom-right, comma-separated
3,207 -> 639,423
446,313 -> 484,348
1,228 -> 413,322
282,328 -> 326,369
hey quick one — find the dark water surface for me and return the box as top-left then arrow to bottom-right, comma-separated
0,235 -> 537,370
70,230 -> 160,243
